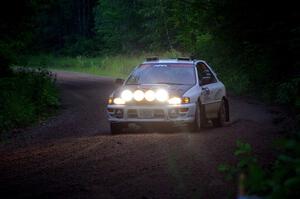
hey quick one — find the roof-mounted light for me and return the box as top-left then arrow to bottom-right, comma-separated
177,57 -> 191,61
146,57 -> 159,61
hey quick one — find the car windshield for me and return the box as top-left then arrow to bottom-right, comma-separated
126,63 -> 196,85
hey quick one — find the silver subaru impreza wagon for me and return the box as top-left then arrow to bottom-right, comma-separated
107,57 -> 229,133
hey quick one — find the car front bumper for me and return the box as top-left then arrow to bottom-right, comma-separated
107,103 -> 196,123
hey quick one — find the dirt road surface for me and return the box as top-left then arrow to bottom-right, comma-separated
0,71 -> 282,199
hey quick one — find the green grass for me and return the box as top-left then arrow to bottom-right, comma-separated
0,69 -> 59,133
19,51 -> 182,78
17,51 -> 258,98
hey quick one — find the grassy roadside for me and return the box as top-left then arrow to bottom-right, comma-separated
17,52 -> 300,108
17,52 -> 252,98
18,52 -> 181,78
0,69 -> 59,134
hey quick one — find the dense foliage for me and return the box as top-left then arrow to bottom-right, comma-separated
219,136 -> 300,198
0,69 -> 59,133
1,0 -> 299,105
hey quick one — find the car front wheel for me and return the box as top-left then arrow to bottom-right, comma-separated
189,102 -> 202,132
212,99 -> 226,127
110,123 -> 124,134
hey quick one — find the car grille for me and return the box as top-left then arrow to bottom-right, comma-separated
127,109 -> 165,119
127,109 -> 138,118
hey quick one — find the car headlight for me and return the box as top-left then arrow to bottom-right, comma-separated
121,89 -> 133,101
145,90 -> 155,101
155,89 -> 169,102
113,97 -> 125,105
133,90 -> 144,101
168,97 -> 181,105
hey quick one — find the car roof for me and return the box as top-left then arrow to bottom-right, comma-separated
143,59 -> 205,65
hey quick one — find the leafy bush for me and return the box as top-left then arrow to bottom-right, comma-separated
60,37 -> 103,57
276,78 -> 300,109
0,41 -> 14,77
194,34 -> 252,95
0,69 -> 59,133
219,138 -> 300,198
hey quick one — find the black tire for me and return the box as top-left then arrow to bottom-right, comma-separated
110,123 -> 124,134
189,102 -> 202,132
212,100 -> 226,127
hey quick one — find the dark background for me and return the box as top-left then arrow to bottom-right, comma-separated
1,0 -> 299,106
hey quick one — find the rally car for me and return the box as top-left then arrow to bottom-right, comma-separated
107,57 -> 229,133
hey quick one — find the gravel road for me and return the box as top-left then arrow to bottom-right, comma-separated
0,71 -> 282,199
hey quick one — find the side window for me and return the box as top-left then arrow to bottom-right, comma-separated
196,63 -> 216,85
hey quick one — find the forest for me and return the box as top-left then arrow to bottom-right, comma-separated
0,0 -> 300,196
1,0 -> 299,105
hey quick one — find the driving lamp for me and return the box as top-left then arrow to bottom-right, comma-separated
113,97 -> 125,105
145,90 -> 156,101
155,89 -> 169,102
133,90 -> 144,101
121,90 -> 133,101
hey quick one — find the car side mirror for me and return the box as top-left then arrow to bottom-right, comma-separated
114,78 -> 125,88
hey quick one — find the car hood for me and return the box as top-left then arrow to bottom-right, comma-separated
114,84 -> 194,97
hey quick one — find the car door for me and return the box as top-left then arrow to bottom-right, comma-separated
196,62 -> 223,119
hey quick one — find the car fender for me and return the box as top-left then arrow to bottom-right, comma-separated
182,84 -> 201,104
